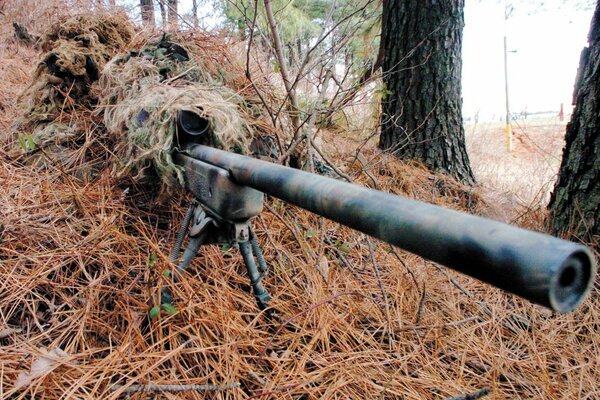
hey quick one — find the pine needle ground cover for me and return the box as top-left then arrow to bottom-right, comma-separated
1,9 -> 598,400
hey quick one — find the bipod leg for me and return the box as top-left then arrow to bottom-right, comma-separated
162,231 -> 208,305
249,226 -> 268,275
239,240 -> 271,310
163,205 -> 217,305
175,232 -> 208,278
169,201 -> 198,263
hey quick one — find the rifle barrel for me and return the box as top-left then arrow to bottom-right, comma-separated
180,145 -> 596,313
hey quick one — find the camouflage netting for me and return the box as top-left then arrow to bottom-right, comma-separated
98,35 -> 253,193
15,14 -> 133,131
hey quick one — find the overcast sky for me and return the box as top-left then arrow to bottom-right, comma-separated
463,1 -> 593,120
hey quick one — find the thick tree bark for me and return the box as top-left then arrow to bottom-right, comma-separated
379,0 -> 474,185
140,0 -> 155,28
548,2 -> 600,244
168,0 -> 178,30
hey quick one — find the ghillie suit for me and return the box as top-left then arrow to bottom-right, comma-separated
15,14 -> 133,133
98,35 -> 253,194
13,15 -> 278,196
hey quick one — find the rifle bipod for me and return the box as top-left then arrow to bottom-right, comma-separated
161,201 -> 271,310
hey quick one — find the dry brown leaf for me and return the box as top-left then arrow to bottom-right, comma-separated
15,348 -> 73,389
0,327 -> 21,339
316,255 -> 330,283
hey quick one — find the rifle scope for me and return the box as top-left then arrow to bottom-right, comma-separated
177,110 -> 210,143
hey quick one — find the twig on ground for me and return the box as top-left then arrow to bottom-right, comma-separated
415,281 -> 427,324
388,245 -> 419,288
110,382 -> 240,393
366,237 -> 393,343
442,388 -> 490,400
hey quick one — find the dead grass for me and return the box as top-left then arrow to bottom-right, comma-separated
466,117 -> 566,227
1,4 -> 599,399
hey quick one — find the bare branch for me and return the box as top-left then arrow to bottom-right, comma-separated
111,382 -> 240,393
263,0 -> 300,132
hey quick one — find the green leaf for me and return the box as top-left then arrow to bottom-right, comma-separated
306,229 -> 318,238
17,135 -> 27,151
376,88 -> 393,95
161,303 -> 177,314
147,252 -> 158,268
221,244 -> 231,252
162,269 -> 171,278
340,242 -> 350,254
17,134 -> 36,152
27,136 -> 36,151
148,305 -> 161,319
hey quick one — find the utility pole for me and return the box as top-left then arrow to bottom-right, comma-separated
504,1 -> 512,152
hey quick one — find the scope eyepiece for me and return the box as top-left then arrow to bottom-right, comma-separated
177,110 -> 210,144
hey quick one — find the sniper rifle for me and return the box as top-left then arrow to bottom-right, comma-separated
163,111 -> 596,314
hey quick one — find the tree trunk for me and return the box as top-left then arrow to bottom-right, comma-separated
192,0 -> 199,29
168,0 -> 178,31
379,0 -> 474,185
157,0 -> 167,28
548,2 -> 600,244
156,1 -> 164,28
140,0 -> 155,28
